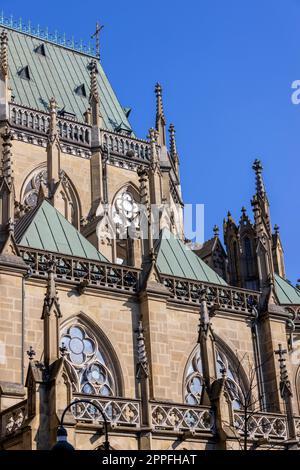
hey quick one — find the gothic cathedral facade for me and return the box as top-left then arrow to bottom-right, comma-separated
0,19 -> 299,450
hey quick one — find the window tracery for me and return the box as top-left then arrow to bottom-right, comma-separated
184,345 -> 243,409
60,323 -> 116,397
112,189 -> 139,236
21,166 -> 80,228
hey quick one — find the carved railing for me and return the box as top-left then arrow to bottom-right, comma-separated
9,103 -> 92,148
0,400 -> 28,439
151,402 -> 213,433
294,416 -> 300,438
160,274 -> 260,313
233,411 -> 287,440
19,247 -> 140,293
101,130 -> 151,161
71,395 -> 140,427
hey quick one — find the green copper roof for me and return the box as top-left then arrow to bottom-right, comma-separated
156,229 -> 227,285
6,27 -> 132,132
274,273 -> 300,305
16,200 -> 107,261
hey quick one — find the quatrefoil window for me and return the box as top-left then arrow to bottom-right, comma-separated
60,324 -> 116,397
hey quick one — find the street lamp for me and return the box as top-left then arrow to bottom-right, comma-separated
52,399 -> 110,451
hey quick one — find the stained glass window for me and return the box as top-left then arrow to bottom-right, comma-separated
60,323 -> 116,396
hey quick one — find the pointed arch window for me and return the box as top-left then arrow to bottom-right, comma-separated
184,345 -> 243,409
60,322 -> 116,397
21,166 -> 81,228
112,187 -> 140,266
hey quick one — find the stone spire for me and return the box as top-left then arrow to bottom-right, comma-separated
148,128 -> 162,208
252,159 -> 266,197
49,97 -> 58,140
149,127 -> 159,166
1,125 -> 13,184
47,97 -> 60,194
168,123 -> 179,174
0,30 -> 9,120
135,321 -> 149,378
42,260 -> 62,367
0,30 -> 8,78
89,60 -> 102,129
155,83 -> 166,148
0,126 -> 14,239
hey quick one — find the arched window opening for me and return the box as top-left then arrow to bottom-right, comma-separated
60,322 -> 117,397
112,188 -> 140,266
184,345 -> 244,410
21,166 -> 81,228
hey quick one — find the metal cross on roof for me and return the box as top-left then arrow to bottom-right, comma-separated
91,21 -> 104,60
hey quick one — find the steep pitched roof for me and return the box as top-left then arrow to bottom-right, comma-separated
274,273 -> 300,305
6,27 -> 132,132
156,229 -> 227,285
194,238 -> 216,259
15,200 -> 107,261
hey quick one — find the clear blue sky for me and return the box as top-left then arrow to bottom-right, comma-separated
4,1 -> 300,283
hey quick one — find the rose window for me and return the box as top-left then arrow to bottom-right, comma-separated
60,324 -> 116,396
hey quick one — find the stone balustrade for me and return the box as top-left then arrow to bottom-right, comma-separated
0,400 -> 27,438
233,411 -> 288,440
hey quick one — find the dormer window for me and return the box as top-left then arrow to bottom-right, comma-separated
75,84 -> 87,97
18,66 -> 30,80
34,44 -> 46,56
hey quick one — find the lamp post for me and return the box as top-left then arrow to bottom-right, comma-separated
52,399 -> 110,451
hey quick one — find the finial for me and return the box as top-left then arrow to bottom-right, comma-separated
241,206 -> 246,216
148,127 -> 158,144
155,82 -> 166,147
59,342 -> 68,357
27,346 -> 36,360
1,125 -> 13,184
135,320 -> 149,378
274,224 -> 279,235
7,218 -> 14,234
0,29 -> 8,77
155,83 -> 165,121
89,60 -> 99,102
49,97 -> 58,139
213,225 -> 219,238
168,123 -> 178,159
252,158 -> 265,196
